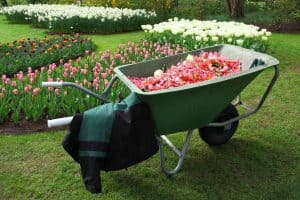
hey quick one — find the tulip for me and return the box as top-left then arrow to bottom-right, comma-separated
33,88 -> 40,96
54,88 -> 60,95
13,89 -> 18,95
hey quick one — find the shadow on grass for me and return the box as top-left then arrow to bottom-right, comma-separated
108,137 -> 299,199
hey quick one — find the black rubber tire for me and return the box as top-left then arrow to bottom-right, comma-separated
199,104 -> 239,146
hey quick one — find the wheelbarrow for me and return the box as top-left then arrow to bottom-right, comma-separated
42,44 -> 279,177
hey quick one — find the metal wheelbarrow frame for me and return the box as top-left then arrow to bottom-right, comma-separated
42,44 -> 279,177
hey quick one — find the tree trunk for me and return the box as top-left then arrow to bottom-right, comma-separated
1,0 -> 8,6
226,0 -> 245,18
172,0 -> 179,7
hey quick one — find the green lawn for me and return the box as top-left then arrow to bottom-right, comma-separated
0,15 -> 145,51
0,15 -> 300,200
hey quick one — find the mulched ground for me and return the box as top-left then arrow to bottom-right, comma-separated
0,119 -> 66,135
265,22 -> 300,33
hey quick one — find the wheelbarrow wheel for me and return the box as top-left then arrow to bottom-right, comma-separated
199,104 -> 239,146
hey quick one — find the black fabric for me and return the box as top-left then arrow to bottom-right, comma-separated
101,102 -> 158,171
62,101 -> 158,194
62,113 -> 82,163
80,157 -> 102,193
79,141 -> 108,152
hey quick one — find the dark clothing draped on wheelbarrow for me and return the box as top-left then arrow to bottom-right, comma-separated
62,93 -> 158,193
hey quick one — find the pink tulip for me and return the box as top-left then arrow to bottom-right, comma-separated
24,86 -> 30,93
63,71 -> 68,78
48,87 -> 53,92
41,67 -> 45,72
71,67 -> 77,73
13,89 -> 18,95
16,73 -> 23,81
54,88 -> 59,96
104,79 -> 109,86
101,73 -> 107,79
2,74 -> 7,81
64,63 -> 71,69
95,84 -> 99,90
5,78 -> 10,85
50,63 -> 57,70
32,88 -> 40,96
81,69 -> 87,75
26,84 -> 32,91
28,67 -> 32,73
30,77 -> 34,84
93,77 -> 99,85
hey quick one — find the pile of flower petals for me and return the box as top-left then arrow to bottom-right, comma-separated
129,52 -> 241,91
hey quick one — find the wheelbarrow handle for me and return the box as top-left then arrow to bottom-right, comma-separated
41,75 -> 119,103
42,82 -> 63,87
47,116 -> 73,128
43,76 -> 120,128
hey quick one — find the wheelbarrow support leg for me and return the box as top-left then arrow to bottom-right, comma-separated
157,130 -> 193,177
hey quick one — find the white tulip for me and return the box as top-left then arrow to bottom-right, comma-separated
212,36 -> 218,42
236,39 -> 244,46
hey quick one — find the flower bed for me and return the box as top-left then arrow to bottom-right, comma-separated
0,34 -> 96,75
0,41 -> 185,124
3,4 -> 158,34
142,18 -> 272,52
129,52 -> 241,91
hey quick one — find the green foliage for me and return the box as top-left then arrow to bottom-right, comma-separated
266,0 -> 300,23
6,0 -> 27,5
48,15 -> 159,34
167,0 -> 207,19
245,1 -> 263,12
0,34 -> 96,75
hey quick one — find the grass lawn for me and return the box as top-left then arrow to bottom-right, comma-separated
0,15 -> 300,199
0,15 -> 145,51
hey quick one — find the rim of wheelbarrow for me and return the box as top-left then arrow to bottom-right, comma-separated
114,44 -> 279,95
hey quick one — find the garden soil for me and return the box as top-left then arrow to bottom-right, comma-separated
0,119 -> 65,135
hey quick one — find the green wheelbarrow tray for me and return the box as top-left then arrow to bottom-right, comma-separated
114,44 -> 279,135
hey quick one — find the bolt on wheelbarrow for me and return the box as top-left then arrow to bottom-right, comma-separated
42,44 -> 279,177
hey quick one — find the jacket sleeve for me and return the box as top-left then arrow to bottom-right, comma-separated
62,114 -> 83,163
79,157 -> 102,193
62,114 -> 103,193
